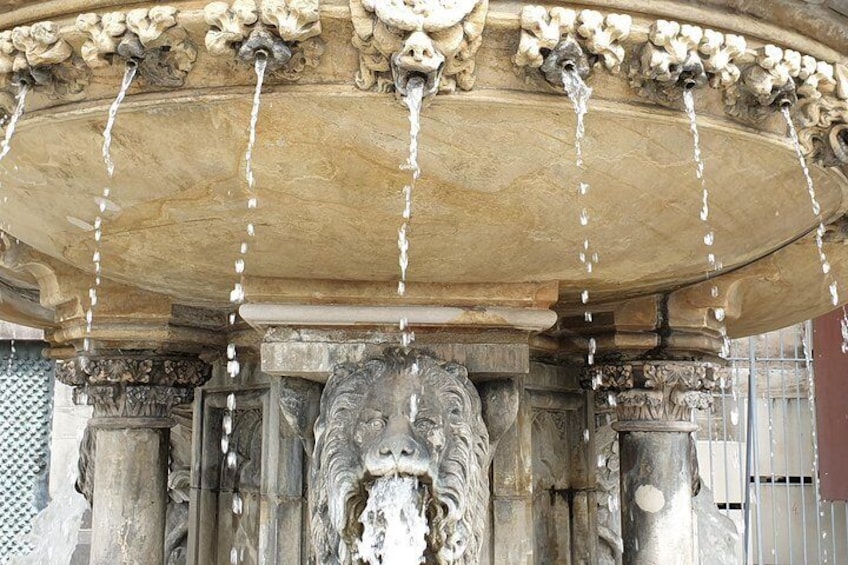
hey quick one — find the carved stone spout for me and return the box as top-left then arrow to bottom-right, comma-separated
391,31 -> 443,97
350,0 -> 487,93
539,37 -> 592,87
238,27 -> 292,68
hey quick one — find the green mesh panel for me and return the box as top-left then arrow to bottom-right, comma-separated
0,342 -> 53,564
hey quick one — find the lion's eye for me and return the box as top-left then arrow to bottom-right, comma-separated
366,418 -> 386,431
414,418 -> 437,432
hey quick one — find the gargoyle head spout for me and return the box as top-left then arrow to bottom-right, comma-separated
539,36 -> 592,87
310,349 -> 490,564
392,31 -> 444,96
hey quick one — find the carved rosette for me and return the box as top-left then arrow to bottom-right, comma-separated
349,0 -> 487,94
76,8 -> 198,87
583,361 -> 716,431
204,0 -> 323,80
57,355 -> 211,427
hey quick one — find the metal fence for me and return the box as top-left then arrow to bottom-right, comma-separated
697,322 -> 848,564
0,341 -> 53,564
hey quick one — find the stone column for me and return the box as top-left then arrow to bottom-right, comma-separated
58,356 -> 211,565
585,361 -> 714,565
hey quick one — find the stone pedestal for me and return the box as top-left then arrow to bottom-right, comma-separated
58,356 -> 210,565
586,362 -> 715,565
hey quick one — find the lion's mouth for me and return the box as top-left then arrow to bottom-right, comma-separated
352,475 -> 435,565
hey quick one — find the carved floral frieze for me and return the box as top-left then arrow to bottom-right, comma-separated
515,6 -> 848,166
57,355 -> 212,387
583,361 -> 716,424
515,6 -> 631,82
204,0 -> 323,80
76,7 -> 197,87
75,383 -> 195,420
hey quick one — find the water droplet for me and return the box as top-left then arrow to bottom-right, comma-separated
235,258 -> 245,274
227,393 -> 237,411
227,450 -> 237,469
581,290 -> 589,304
583,429 -> 590,443
230,283 -> 245,304
227,343 -> 236,360
584,311 -> 593,322
580,208 -> 589,226
714,307 -> 725,322
247,197 -> 257,209
221,434 -> 229,454
704,231 -> 714,246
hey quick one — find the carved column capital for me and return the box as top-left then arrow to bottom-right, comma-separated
583,361 -> 717,432
57,354 -> 211,428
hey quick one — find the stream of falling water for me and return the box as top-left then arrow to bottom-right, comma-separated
223,53 -> 267,565
357,476 -> 428,565
0,82 -> 28,165
84,63 -> 137,352
683,89 -> 725,322
782,107 -> 839,308
561,69 -> 596,363
397,78 -> 424,347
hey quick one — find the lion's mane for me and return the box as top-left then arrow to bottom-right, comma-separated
309,349 -> 490,565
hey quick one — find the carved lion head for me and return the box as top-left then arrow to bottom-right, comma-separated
310,349 -> 490,564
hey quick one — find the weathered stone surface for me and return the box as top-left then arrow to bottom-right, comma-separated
310,349 -> 505,564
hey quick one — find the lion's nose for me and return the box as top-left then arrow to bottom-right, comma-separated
379,436 -> 418,460
377,415 -> 419,461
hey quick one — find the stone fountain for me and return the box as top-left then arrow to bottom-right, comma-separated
0,0 -> 847,563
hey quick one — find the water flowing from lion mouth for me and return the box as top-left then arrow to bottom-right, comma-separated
356,475 -> 431,565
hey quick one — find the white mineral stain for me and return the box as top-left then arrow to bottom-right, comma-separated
634,484 -> 665,513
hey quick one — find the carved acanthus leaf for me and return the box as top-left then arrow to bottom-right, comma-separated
204,0 -> 259,57
260,0 -> 321,43
10,22 -> 73,68
57,355 -> 212,387
582,364 -> 634,391
76,12 -> 127,68
698,29 -> 746,88
125,7 -> 179,47
77,384 -> 194,420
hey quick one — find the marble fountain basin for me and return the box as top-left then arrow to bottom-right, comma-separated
0,0 -> 846,339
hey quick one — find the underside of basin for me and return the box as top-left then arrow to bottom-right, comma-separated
0,0 -> 845,341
